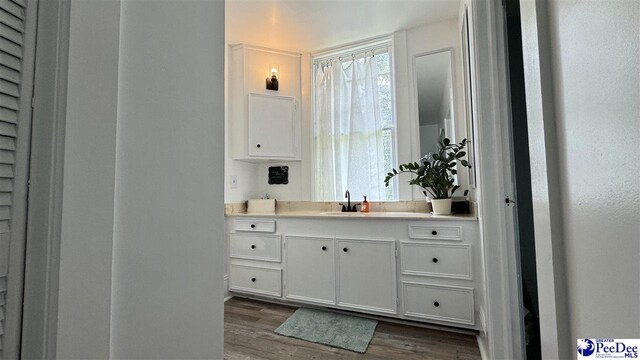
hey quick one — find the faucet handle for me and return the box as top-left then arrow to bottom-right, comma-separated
339,203 -> 347,212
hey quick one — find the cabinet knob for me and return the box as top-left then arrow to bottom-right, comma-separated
432,230 -> 438,235
251,277 -> 256,283
322,246 -> 327,251
250,224 -> 256,229
434,301 -> 440,307
256,144 -> 261,148
251,244 -> 256,249
432,257 -> 438,263
343,247 -> 348,253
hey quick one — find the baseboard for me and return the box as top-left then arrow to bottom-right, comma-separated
223,274 -> 229,301
477,333 -> 490,360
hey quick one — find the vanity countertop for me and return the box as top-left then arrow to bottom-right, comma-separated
225,210 -> 477,221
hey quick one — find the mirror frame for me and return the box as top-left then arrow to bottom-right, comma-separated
460,5 -> 478,188
408,47 -> 467,199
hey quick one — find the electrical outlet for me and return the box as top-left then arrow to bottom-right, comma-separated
230,175 -> 238,189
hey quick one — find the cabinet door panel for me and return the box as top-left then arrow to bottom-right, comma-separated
248,93 -> 296,158
285,236 -> 335,305
336,238 -> 396,314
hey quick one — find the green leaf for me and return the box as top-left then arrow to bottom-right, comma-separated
456,151 -> 467,158
443,138 -> 450,146
461,160 -> 469,167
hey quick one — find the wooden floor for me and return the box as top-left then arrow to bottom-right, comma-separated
224,297 -> 481,360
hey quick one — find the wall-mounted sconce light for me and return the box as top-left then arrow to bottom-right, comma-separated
266,64 -> 279,91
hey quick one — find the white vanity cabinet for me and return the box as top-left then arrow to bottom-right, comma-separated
225,215 -> 483,331
228,44 -> 302,161
400,224 -> 477,326
336,238 -> 397,315
228,219 -> 283,297
285,236 -> 335,305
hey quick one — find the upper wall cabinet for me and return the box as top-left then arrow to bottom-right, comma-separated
229,44 -> 302,161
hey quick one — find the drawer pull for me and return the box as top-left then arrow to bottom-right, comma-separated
256,144 -> 261,148
251,277 -> 256,282
434,301 -> 440,307
322,246 -> 327,251
251,244 -> 256,249
343,247 -> 348,253
250,224 -> 256,229
432,230 -> 438,235
432,257 -> 438,263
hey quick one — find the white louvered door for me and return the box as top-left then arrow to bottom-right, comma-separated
0,0 -> 37,358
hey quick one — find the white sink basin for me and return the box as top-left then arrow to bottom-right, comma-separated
318,211 -> 433,218
319,211 -> 368,217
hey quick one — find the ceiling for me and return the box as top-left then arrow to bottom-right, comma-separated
226,0 -> 461,53
416,50 -> 452,126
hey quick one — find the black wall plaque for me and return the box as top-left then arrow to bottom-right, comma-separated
268,166 -> 289,185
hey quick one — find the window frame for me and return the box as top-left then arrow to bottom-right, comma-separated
310,36 -> 399,202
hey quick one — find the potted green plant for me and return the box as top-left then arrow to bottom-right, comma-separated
384,132 -> 471,215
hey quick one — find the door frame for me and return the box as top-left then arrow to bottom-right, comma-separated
3,0 -> 39,358
516,1 -> 571,358
470,0 -> 527,358
19,0 -> 70,358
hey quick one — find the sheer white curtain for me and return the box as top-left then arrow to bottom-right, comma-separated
314,55 -> 386,201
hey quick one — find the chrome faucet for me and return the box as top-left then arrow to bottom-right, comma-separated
340,190 -> 360,212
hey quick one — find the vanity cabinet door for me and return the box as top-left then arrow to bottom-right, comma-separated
336,238 -> 397,315
285,236 -> 335,305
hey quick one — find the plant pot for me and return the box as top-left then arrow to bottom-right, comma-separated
431,198 -> 453,215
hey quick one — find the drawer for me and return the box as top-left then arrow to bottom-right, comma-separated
230,233 -> 281,262
229,264 -> 281,297
408,224 -> 462,241
400,242 -> 472,280
402,282 -> 474,325
234,219 -> 276,233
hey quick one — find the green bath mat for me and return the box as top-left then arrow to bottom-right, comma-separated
274,308 -> 378,353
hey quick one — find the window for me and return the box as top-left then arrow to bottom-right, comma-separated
313,42 -> 397,201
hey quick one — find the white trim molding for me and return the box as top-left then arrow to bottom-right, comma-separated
470,0 -> 527,358
518,0 -> 571,358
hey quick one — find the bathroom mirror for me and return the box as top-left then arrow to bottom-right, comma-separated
415,50 -> 455,158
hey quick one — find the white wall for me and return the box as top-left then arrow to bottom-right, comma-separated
33,0 -> 226,358
55,1 -> 121,358
111,1 -> 225,359
544,0 -> 640,347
